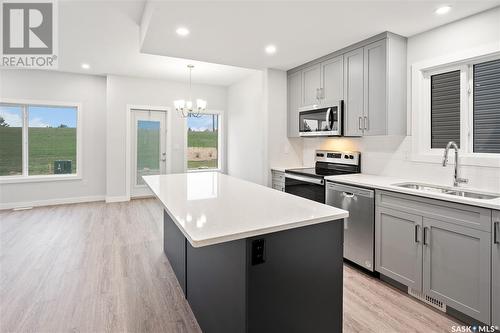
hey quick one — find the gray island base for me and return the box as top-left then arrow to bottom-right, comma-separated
164,210 -> 344,333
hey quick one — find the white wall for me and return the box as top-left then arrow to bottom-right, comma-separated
0,70 -> 107,208
106,75 -> 227,200
264,69 -> 303,183
302,8 -> 500,193
226,71 -> 267,184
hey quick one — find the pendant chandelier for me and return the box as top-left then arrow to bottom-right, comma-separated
174,64 -> 207,118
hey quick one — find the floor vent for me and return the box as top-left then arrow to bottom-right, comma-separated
408,288 -> 446,312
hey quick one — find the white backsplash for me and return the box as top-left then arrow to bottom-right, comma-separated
302,136 -> 500,193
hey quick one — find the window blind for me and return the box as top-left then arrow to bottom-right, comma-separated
473,59 -> 500,153
431,70 -> 461,149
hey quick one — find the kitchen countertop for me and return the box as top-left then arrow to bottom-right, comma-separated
325,173 -> 500,210
271,165 -> 305,173
144,172 -> 348,247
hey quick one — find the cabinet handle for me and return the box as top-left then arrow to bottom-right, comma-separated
364,116 -> 368,130
423,227 -> 429,246
414,224 -> 420,243
494,222 -> 499,244
358,117 -> 363,130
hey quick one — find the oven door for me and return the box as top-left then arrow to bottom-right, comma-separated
285,173 -> 325,203
298,102 -> 343,137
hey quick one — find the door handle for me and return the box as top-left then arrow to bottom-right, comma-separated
326,108 -> 332,130
358,116 -> 363,130
494,221 -> 499,244
414,224 -> 420,243
342,191 -> 355,198
423,227 -> 429,246
364,116 -> 368,130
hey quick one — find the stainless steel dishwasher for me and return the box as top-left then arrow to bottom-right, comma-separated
326,182 -> 375,271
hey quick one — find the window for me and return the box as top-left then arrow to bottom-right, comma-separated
187,113 -> 221,170
422,57 -> 500,158
0,102 -> 79,179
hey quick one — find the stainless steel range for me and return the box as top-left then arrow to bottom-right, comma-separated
284,150 -> 361,203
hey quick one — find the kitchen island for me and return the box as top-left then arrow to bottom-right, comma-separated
144,172 -> 348,333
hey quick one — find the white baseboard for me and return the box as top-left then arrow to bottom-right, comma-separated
0,195 -> 105,210
105,195 -> 130,203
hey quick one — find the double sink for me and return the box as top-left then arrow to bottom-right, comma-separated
393,182 -> 500,200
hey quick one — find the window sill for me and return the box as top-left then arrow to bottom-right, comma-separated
412,153 -> 500,168
0,174 -> 82,184
187,168 -> 222,173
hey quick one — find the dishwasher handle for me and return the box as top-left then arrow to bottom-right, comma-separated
327,182 -> 374,198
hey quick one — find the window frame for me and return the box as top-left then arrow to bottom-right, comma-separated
0,98 -> 83,183
184,110 -> 224,173
411,47 -> 500,167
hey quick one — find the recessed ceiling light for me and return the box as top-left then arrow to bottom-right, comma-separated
176,27 -> 190,36
265,44 -> 277,55
435,5 -> 451,15
81,63 -> 90,69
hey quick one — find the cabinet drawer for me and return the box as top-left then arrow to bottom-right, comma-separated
376,190 -> 491,232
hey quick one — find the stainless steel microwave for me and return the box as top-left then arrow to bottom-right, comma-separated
298,101 -> 343,137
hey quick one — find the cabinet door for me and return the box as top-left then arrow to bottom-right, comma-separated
343,47 -> 364,136
375,206 -> 423,291
363,39 -> 387,136
423,217 -> 491,324
321,55 -> 343,105
287,71 -> 302,137
301,64 -> 321,106
493,211 -> 500,327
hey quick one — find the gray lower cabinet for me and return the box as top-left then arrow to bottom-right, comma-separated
493,211 -> 500,327
422,217 -> 491,324
375,190 -> 492,324
271,170 -> 285,192
287,71 -> 301,137
375,206 -> 423,291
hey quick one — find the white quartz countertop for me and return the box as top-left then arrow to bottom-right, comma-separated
324,173 -> 500,210
144,172 -> 348,247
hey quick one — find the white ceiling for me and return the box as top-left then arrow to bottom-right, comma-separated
57,0 -> 256,86
140,0 -> 500,70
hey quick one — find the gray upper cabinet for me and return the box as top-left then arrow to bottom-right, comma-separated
375,206 -> 423,291
493,211 -> 500,327
287,71 -> 302,138
363,39 -> 387,136
422,217 -> 491,324
344,47 -> 364,137
287,32 -> 407,138
301,64 -> 321,106
321,55 -> 344,105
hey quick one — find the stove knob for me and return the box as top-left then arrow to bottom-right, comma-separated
349,155 -> 354,159
344,155 -> 349,159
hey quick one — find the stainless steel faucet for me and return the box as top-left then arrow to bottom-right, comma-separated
442,141 -> 468,187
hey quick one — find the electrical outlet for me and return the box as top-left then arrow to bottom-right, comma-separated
251,239 -> 266,265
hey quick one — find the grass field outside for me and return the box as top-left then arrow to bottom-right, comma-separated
187,130 -> 218,170
0,127 -> 76,176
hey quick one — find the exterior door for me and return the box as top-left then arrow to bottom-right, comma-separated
375,206 -> 423,291
422,217 -> 491,324
131,110 -> 167,197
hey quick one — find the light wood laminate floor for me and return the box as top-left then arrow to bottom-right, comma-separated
0,199 -> 460,333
